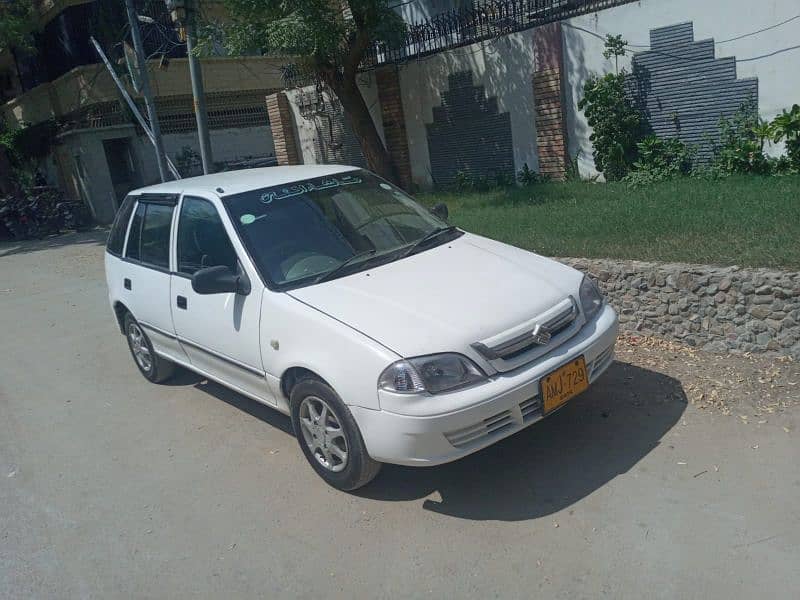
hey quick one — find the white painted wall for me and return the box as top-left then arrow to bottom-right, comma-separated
563,0 -> 800,178
52,124 -> 274,223
136,125 -> 275,182
55,125 -> 139,224
286,73 -> 385,165
398,31 -> 540,189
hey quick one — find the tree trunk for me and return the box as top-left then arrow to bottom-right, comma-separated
329,76 -> 400,186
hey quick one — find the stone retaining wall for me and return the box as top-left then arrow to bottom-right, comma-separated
560,258 -> 800,358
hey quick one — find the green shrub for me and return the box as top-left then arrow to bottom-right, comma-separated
771,103 -> 800,170
712,101 -> 774,175
577,35 -> 647,181
517,163 -> 549,186
623,136 -> 695,186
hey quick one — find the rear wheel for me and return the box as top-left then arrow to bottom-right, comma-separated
290,378 -> 382,491
124,312 -> 176,383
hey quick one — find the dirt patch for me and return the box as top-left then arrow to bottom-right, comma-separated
617,333 -> 799,422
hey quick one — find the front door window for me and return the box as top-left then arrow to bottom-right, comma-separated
177,196 -> 238,275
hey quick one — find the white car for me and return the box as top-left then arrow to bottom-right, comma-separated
105,166 -> 618,490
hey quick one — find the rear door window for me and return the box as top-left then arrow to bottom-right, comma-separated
139,203 -> 174,269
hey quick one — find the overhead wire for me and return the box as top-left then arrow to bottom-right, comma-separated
563,14 -> 800,64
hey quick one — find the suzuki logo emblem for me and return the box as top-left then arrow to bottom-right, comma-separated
530,324 -> 552,345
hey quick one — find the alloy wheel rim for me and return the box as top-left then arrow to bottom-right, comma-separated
298,396 -> 349,473
128,322 -> 153,373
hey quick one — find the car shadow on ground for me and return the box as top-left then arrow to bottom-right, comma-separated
0,228 -> 108,258
170,361 -> 685,522
356,361 -> 686,521
167,369 -> 295,436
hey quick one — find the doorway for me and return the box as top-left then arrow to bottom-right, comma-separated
103,137 -> 140,208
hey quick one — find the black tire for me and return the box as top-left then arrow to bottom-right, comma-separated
290,378 -> 382,491
123,312 -> 176,383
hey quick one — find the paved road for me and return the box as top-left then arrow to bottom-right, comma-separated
1,232 -> 798,599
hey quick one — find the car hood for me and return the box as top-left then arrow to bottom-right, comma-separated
287,233 -> 583,359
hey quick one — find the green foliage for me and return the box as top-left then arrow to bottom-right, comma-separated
0,120 -> 58,166
516,163 -> 549,186
601,34 -> 626,74
578,70 -> 646,181
623,136 -> 695,186
0,0 -> 36,53
771,104 -> 800,169
577,33 -> 648,181
200,0 -> 405,73
602,34 -> 626,60
712,102 -> 776,175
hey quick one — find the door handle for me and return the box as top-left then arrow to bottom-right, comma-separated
176,295 -> 187,309
124,278 -> 131,290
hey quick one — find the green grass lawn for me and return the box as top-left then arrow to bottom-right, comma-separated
418,175 -> 800,269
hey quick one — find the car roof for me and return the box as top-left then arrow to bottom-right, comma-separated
130,165 -> 360,198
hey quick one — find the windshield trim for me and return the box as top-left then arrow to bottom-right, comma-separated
221,175 -> 462,292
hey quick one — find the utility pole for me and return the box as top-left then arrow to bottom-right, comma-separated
124,0 -> 169,182
91,38 -> 182,179
166,0 -> 213,174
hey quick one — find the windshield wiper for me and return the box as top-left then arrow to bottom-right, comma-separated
400,225 -> 458,259
314,249 -> 377,284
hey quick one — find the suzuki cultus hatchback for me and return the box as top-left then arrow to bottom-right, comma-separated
105,166 -> 618,490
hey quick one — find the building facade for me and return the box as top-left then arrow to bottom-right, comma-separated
3,0 -> 799,219
0,0 -> 284,223
266,0 -> 800,187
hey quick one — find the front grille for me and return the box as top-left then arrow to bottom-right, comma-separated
519,396 -> 542,422
472,297 -> 582,371
445,409 -> 515,448
444,394 -> 543,449
589,344 -> 615,380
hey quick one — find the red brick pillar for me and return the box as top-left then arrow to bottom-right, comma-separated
266,91 -> 301,166
533,23 -> 569,180
375,67 -> 413,190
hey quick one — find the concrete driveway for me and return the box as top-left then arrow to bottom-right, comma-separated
1,232 -> 798,599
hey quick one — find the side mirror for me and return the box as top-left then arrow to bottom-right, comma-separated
431,202 -> 449,221
191,264 -> 251,295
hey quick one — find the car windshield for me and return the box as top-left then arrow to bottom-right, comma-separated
224,170 -> 458,290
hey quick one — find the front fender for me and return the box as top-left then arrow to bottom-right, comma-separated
261,291 -> 400,410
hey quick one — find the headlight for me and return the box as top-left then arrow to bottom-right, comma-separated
579,275 -> 604,322
378,353 -> 487,394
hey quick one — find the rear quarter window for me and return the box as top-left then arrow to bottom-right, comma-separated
125,202 -> 144,261
106,195 -> 136,256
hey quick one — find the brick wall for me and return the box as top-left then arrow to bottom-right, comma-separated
265,92 -> 300,166
533,23 -> 569,180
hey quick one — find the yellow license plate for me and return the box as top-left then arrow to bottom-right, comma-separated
542,357 -> 589,414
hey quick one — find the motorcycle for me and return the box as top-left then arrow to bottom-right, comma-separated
0,187 -> 92,241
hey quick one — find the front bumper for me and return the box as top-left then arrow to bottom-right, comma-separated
351,304 -> 618,466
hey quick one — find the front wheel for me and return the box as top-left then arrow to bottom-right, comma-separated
290,378 -> 382,491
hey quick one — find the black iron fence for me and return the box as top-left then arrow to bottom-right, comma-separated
364,0 -> 637,66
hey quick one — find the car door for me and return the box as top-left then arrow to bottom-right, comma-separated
170,194 -> 274,405
117,195 -> 186,363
